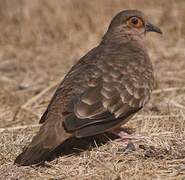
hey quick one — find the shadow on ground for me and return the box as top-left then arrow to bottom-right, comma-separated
46,133 -> 119,165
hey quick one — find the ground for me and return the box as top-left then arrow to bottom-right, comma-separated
0,0 -> 185,179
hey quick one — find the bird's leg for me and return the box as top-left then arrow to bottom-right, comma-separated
111,127 -> 144,142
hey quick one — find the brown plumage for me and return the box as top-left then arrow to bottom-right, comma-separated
15,9 -> 162,166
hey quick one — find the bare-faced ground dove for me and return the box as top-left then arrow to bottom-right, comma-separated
15,9 -> 162,166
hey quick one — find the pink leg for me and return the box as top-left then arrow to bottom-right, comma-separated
111,128 -> 144,142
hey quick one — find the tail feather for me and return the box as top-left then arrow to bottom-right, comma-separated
15,143 -> 51,166
15,118 -> 71,166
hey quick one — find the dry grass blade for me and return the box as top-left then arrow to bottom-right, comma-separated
169,100 -> 185,110
153,86 -> 185,94
0,124 -> 40,133
13,76 -> 64,121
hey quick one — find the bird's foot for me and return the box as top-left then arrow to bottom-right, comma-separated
111,128 -> 144,142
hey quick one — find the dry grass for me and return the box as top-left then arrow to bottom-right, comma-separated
0,0 -> 185,179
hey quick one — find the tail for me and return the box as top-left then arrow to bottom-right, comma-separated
15,118 -> 71,166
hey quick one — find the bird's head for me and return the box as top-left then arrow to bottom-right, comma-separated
103,9 -> 162,43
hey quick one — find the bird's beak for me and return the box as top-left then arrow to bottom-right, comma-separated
145,22 -> 162,34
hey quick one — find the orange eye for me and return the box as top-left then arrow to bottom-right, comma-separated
127,17 -> 144,28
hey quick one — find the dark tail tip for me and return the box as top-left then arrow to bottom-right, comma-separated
14,145 -> 51,166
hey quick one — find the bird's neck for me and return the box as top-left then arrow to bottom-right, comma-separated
101,30 -> 147,51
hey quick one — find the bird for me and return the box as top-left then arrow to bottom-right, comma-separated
15,9 -> 162,166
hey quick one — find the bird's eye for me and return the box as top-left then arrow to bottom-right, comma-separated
127,17 -> 144,28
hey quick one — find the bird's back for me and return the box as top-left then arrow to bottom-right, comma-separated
40,41 -> 154,137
